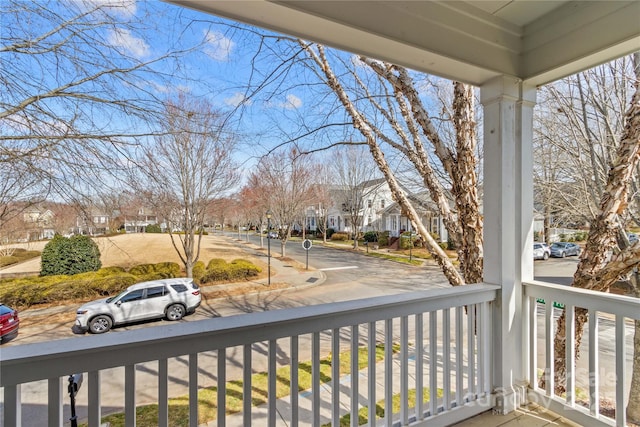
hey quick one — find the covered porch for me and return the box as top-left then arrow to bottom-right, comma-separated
2,1 -> 639,426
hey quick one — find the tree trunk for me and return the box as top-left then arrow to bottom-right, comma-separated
546,78 -> 640,394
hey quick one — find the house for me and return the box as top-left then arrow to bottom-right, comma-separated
121,207 -> 159,233
2,3 -> 639,427
21,205 -> 55,240
305,178 -> 394,235
74,209 -> 110,236
379,192 -> 449,242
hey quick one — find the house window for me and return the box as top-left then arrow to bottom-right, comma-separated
380,200 -> 385,208
367,199 -> 372,208
392,216 -> 397,230
368,216 -> 372,226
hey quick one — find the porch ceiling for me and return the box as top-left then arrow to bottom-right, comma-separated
169,0 -> 640,87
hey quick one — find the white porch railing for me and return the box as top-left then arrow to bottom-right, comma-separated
1,283 -> 498,427
523,280 -> 640,427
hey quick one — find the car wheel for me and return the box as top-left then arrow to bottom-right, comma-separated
89,315 -> 112,334
561,251 -> 566,258
543,252 -> 549,260
166,304 -> 186,321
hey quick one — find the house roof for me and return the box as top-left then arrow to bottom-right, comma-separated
170,1 -> 639,87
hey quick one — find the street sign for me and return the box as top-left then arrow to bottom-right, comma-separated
302,239 -> 312,270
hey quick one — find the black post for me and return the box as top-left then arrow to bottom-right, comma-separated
68,375 -> 78,427
306,248 -> 309,270
267,216 -> 271,285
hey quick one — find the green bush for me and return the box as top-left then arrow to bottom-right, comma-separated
399,232 -> 418,249
192,261 -> 206,283
200,258 -> 261,284
378,231 -> 390,247
128,262 -> 181,280
41,235 -> 101,276
145,224 -> 162,233
363,231 -> 378,242
325,228 -> 335,239
0,263 -> 179,308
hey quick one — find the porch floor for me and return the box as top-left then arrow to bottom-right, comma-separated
453,403 -> 581,427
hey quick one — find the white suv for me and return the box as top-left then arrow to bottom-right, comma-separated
76,278 -> 201,334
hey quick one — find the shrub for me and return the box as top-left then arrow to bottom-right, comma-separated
363,231 -> 378,242
325,228 -> 335,239
378,231 -> 390,247
330,232 -> 349,241
128,262 -> 181,280
200,258 -> 262,284
145,224 -> 162,233
41,234 -> 101,276
399,232 -> 419,249
0,256 -> 19,267
192,261 -> 206,283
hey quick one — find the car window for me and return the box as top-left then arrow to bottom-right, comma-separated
534,244 -> 541,249
146,286 -> 167,299
0,305 -> 12,315
119,289 -> 144,303
171,284 -> 188,293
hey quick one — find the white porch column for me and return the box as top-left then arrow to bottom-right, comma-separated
481,76 -> 536,414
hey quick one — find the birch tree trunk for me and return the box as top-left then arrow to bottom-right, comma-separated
300,42 -> 465,286
548,75 -> 640,396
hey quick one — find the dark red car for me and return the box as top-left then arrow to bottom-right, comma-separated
0,304 -> 19,343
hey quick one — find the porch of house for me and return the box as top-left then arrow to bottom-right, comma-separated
2,280 -> 638,427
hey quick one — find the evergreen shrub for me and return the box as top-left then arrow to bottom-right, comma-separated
41,235 -> 101,276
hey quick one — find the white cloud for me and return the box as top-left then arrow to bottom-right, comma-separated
225,92 -> 252,107
107,28 -> 150,58
284,94 -> 302,110
203,30 -> 235,61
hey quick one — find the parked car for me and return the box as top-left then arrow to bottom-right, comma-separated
533,243 -> 550,260
629,233 -> 638,244
0,303 -> 19,343
76,278 -> 201,334
550,242 -> 581,258
267,231 -> 278,239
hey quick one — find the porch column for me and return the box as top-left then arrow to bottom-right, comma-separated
480,75 -> 536,414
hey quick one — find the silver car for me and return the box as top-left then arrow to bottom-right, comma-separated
76,278 -> 201,334
550,242 -> 581,258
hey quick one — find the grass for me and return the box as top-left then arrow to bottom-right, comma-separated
89,343 -> 401,427
0,248 -> 41,267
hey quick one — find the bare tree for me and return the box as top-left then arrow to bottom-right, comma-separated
256,149 -> 318,257
536,54 -> 640,422
134,95 -> 238,277
331,146 -> 382,249
290,42 -> 481,286
1,0 -> 217,209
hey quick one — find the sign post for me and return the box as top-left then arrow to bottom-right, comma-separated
302,239 -> 312,270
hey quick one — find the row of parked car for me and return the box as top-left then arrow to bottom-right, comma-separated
534,233 -> 638,261
533,241 -> 581,260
